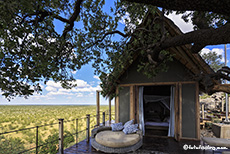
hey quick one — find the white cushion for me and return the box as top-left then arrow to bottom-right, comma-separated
95,130 -> 140,148
124,119 -> 134,128
111,122 -> 124,131
123,124 -> 138,134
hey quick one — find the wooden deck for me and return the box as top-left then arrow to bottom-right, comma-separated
64,136 -> 219,154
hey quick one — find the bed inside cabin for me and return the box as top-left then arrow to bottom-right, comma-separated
142,85 -> 172,137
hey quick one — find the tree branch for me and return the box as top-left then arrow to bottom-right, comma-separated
82,30 -> 129,52
22,11 -> 70,25
212,84 -> 230,94
124,0 -> 230,17
195,66 -> 230,94
146,23 -> 230,57
62,0 -> 84,38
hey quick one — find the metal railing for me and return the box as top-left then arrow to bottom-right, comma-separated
0,122 -> 60,154
0,110 -> 115,154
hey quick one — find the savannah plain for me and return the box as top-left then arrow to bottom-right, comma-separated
0,105 -> 114,153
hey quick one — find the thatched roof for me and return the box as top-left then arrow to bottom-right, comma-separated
104,11 -> 219,97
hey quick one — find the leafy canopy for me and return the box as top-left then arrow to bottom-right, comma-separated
0,0 -> 229,99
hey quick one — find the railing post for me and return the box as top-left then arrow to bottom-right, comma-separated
109,99 -> 111,124
103,112 -> 105,126
36,126 -> 39,154
86,114 -> 90,142
201,103 -> 205,119
96,91 -> 100,126
76,118 -> 78,146
59,119 -> 64,154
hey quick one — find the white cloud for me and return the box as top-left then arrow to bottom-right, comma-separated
166,11 -> 194,33
201,48 -> 225,62
40,84 -> 44,89
30,94 -> 47,99
45,86 -> 57,92
71,70 -> 77,74
93,75 -> 100,80
74,79 -> 89,88
201,48 -> 224,56
43,79 -> 101,97
46,81 -> 62,88
76,93 -> 83,97
119,10 -> 194,34
47,90 -> 73,96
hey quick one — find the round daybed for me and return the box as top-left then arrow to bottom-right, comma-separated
91,126 -> 143,153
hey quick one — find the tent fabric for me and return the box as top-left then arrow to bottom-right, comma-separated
139,86 -> 145,136
144,95 -> 170,110
168,86 -> 175,137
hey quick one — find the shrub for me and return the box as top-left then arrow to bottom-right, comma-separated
39,131 -> 74,154
205,122 -> 212,129
0,136 -> 25,154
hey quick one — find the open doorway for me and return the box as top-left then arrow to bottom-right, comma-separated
143,85 -> 172,137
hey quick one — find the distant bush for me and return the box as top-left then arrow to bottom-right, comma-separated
0,136 -> 25,154
213,119 -> 221,123
39,131 -> 74,154
205,122 -> 212,129
0,105 -> 114,153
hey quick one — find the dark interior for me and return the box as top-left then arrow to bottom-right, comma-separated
143,85 -> 171,137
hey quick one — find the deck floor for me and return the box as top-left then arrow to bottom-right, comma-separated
63,136 -> 223,154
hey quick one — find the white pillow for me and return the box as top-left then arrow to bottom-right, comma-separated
124,119 -> 134,128
123,124 -> 138,134
111,122 -> 124,131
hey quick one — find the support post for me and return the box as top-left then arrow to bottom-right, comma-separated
130,85 -> 135,120
229,96 -> 230,115
59,119 -> 64,154
96,91 -> 100,126
224,44 -> 229,123
103,112 -> 105,126
76,118 -> 78,146
226,94 -> 229,121
109,99 -> 111,124
115,87 -> 119,123
86,114 -> 90,142
36,126 -> 39,154
201,103 -> 205,119
222,99 -> 224,112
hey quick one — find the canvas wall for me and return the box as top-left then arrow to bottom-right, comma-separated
118,87 -> 130,124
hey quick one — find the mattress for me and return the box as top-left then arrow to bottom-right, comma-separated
145,121 -> 169,127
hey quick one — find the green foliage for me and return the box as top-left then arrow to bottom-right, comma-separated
0,0 -> 77,99
174,11 -> 229,30
39,131 -> 74,154
200,51 -> 224,72
205,122 -> 212,130
1,0 -> 228,99
0,105 -> 114,153
200,93 -> 210,99
0,136 -> 25,154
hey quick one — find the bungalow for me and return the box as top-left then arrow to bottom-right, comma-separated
102,11 -> 218,141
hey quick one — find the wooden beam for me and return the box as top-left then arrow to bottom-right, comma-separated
195,82 -> 200,140
179,83 -> 182,140
201,104 -> 205,119
174,83 -> 179,141
109,98 -> 111,124
136,86 -> 139,124
119,81 -> 197,87
115,87 -> 119,123
229,96 -> 230,114
96,90 -> 100,126
130,85 -> 135,120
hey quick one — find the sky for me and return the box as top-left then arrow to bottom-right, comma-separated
0,2 -> 229,105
